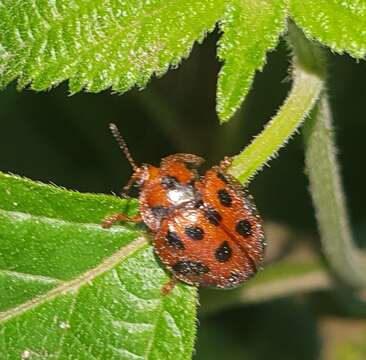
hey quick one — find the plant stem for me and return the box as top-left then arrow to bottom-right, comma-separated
228,23 -> 325,184
290,22 -> 366,288
232,22 -> 366,288
303,96 -> 366,287
207,24 -> 366,317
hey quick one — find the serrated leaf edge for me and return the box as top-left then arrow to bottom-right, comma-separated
289,2 -> 366,59
217,2 -> 289,122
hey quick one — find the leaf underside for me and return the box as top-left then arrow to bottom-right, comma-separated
0,173 -> 197,359
290,0 -> 366,59
1,1 -> 365,124
0,0 -> 226,93
216,0 -> 288,122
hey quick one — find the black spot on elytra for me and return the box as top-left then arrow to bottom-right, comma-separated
172,260 -> 209,275
236,219 -> 252,237
165,230 -> 185,250
217,172 -> 229,184
204,207 -> 222,226
217,189 -> 232,207
185,226 -> 204,240
215,241 -> 232,262
151,205 -> 169,219
194,200 -> 204,209
161,176 -> 179,189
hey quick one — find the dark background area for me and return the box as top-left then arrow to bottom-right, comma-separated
1,33 -> 365,359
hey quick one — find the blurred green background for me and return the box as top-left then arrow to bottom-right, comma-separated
1,33 -> 366,359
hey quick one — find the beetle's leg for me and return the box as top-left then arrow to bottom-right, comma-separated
102,213 -> 142,228
160,277 -> 178,296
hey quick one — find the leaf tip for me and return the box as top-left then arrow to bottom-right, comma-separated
216,101 -> 235,124
216,81 -> 249,124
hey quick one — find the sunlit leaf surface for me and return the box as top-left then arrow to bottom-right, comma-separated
0,173 -> 197,359
290,0 -> 366,59
0,0 -> 225,93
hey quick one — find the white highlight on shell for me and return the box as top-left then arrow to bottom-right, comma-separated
167,186 -> 195,206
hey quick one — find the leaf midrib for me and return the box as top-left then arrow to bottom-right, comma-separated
0,235 -> 148,322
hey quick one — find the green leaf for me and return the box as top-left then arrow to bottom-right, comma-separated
0,0 -> 226,93
290,0 -> 366,59
228,24 -> 325,184
217,0 -> 288,122
0,172 -> 197,359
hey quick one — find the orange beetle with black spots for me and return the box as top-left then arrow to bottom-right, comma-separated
102,124 -> 265,292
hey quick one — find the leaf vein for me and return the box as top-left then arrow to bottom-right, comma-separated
0,269 -> 63,284
144,299 -> 164,359
54,290 -> 79,359
0,236 -> 148,323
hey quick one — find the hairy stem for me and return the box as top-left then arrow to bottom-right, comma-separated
228,23 -> 325,184
303,96 -> 366,287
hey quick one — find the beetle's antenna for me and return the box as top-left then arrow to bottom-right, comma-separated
109,123 -> 138,171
